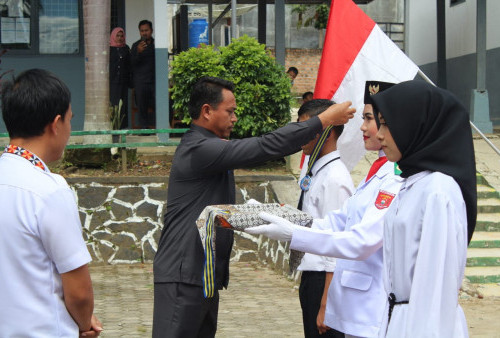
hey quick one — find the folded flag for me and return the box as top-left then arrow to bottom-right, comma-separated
197,203 -> 313,297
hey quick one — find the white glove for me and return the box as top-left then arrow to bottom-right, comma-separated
245,212 -> 300,242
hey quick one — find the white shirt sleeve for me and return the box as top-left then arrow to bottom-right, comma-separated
37,187 -> 91,274
291,201 -> 385,260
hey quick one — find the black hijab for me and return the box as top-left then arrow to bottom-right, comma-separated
371,80 -> 477,244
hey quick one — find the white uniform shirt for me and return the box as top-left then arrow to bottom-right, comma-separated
297,151 -> 354,271
0,152 -> 91,337
291,154 -> 402,337
383,171 -> 468,338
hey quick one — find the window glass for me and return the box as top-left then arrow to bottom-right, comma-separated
0,0 -> 32,49
39,0 -> 79,54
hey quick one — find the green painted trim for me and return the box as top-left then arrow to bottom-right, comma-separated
466,257 -> 500,267
0,128 -> 189,138
468,240 -> 500,248
66,142 -> 180,149
466,275 -> 500,283
478,190 -> 500,199
475,221 -> 500,232
478,204 -> 500,213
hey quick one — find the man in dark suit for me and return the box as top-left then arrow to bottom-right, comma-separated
131,19 -> 155,129
152,76 -> 355,337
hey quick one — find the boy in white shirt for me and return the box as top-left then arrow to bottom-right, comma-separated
297,99 -> 355,338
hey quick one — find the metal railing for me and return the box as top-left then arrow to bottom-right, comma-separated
0,128 -> 190,171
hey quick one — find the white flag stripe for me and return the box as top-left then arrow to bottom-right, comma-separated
333,25 -> 419,171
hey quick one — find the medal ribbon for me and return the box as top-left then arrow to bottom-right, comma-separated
304,125 -> 333,177
3,145 -> 46,171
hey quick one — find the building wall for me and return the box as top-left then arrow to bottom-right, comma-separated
407,0 -> 500,126
0,56 -> 85,133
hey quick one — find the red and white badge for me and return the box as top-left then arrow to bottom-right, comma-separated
374,190 -> 395,209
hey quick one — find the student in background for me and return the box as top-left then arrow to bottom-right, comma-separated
296,99 -> 355,338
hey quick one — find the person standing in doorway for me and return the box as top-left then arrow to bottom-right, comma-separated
131,19 -> 155,129
109,27 -> 131,129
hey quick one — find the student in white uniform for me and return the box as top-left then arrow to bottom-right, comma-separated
371,80 -> 476,337
0,69 -> 102,337
247,81 -> 402,338
296,99 -> 355,338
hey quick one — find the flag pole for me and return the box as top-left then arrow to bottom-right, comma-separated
417,70 -> 500,157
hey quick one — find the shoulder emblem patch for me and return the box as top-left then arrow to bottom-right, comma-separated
375,190 -> 395,209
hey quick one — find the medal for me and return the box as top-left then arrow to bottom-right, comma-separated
300,175 -> 312,191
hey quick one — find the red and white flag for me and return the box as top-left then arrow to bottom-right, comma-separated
314,0 -> 419,171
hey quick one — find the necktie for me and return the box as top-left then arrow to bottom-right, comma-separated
365,156 -> 387,182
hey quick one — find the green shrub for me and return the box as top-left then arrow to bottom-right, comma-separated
170,36 -> 292,138
170,44 -> 225,123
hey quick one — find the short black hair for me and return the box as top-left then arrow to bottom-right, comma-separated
287,67 -> 298,76
1,68 -> 71,138
297,99 -> 343,140
188,76 -> 235,120
138,20 -> 153,30
302,91 -> 313,100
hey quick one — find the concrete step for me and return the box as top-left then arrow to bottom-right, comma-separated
467,248 -> 500,267
475,213 -> 500,232
478,198 -> 500,213
477,173 -> 488,186
478,184 -> 500,199
469,231 -> 500,248
465,266 -> 500,283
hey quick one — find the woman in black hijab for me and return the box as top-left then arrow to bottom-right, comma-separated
371,80 -> 475,337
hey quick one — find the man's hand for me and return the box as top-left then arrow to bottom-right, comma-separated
79,315 -> 103,337
245,212 -> 299,242
318,101 -> 355,128
137,41 -> 147,53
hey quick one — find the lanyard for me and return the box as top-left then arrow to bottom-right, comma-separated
2,145 -> 46,171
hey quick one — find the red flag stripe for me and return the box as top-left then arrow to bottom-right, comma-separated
314,0 -> 375,100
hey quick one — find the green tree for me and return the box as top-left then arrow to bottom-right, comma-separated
170,36 -> 292,138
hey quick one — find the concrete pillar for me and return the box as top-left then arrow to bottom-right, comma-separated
275,0 -> 285,66
471,0 -> 492,133
154,0 -> 170,141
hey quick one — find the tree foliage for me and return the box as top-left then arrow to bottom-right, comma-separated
170,36 -> 292,138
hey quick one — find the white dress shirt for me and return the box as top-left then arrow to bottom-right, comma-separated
297,151 -> 355,271
0,153 -> 91,337
383,171 -> 469,338
291,152 -> 403,337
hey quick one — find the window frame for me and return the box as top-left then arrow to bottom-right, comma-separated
0,0 -> 83,56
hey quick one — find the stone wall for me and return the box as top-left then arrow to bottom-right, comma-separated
70,176 -> 300,278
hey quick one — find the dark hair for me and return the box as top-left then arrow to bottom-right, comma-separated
287,67 -> 298,76
2,69 -> 71,138
297,99 -> 343,139
302,91 -> 313,100
138,20 -> 153,30
188,76 -> 235,120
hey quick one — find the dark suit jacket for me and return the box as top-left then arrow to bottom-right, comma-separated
130,38 -> 155,85
153,117 -> 323,289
